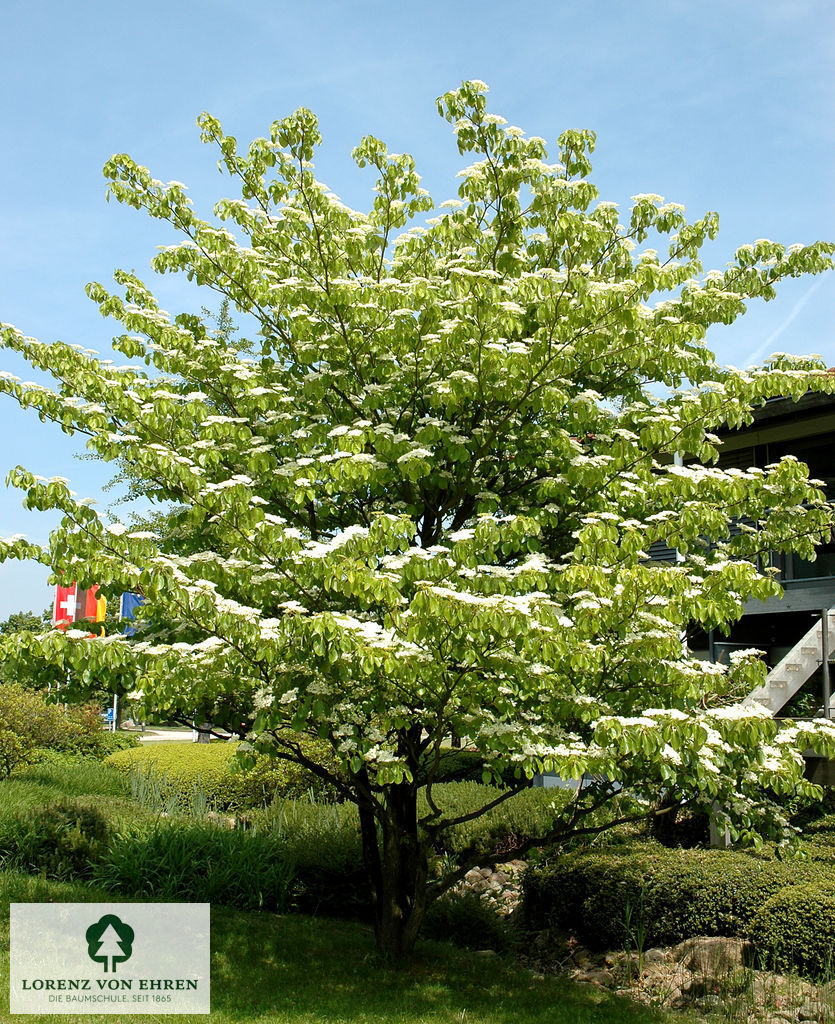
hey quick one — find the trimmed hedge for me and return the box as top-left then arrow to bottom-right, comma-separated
104,739 -> 336,810
749,883 -> 835,981
417,749 -> 532,787
523,847 -> 829,950
420,782 -> 571,856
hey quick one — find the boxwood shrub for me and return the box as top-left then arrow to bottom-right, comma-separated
423,890 -> 515,951
749,883 -> 835,981
523,847 -> 828,949
104,739 -> 336,810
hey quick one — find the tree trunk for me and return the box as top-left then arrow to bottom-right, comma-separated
360,781 -> 429,958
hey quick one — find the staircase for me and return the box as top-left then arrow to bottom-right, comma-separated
743,609 -> 835,714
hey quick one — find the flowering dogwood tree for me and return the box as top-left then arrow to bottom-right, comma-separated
2,81 -> 835,955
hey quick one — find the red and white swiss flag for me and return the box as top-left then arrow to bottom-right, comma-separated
53,583 -> 106,631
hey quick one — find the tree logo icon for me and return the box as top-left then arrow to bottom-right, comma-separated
85,914 -> 135,972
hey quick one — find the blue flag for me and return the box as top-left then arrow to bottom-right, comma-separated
119,593 -> 145,635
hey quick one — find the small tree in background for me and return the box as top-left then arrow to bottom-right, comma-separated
0,609 -> 50,635
0,608 -> 67,693
0,682 -> 69,777
1,81 -> 834,956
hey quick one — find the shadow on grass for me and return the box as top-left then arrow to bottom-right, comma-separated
0,871 -> 671,1024
210,909 -> 667,1024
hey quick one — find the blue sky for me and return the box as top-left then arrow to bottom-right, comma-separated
0,0 -> 833,618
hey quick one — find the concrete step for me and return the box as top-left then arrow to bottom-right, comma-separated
745,609 -> 835,714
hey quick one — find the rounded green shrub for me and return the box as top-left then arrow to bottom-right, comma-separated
0,798 -> 111,880
104,739 -> 335,810
0,683 -> 69,778
50,703 -> 140,760
749,883 -> 835,981
423,890 -> 514,951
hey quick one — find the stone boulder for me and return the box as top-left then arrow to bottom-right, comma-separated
670,936 -> 753,975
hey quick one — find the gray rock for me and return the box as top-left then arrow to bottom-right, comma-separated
797,1001 -> 824,1022
681,976 -> 711,999
671,935 -> 753,974
668,989 -> 688,1009
578,968 -> 612,988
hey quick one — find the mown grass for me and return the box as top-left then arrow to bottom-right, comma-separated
0,869 -> 679,1024
0,757 -> 684,1024
0,756 -> 127,813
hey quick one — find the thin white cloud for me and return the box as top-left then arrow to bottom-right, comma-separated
743,276 -> 828,366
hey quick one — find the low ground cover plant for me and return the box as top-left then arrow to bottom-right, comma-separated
0,780 -> 361,916
0,755 -> 128,812
0,799 -> 112,881
7,752 -> 835,996
13,749 -> 835,985
422,890 -> 516,952
0,869 -> 675,1024
0,759 -> 562,936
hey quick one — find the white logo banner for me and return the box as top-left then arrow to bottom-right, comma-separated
10,903 -> 210,1014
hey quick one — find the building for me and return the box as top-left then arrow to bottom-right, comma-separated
650,390 -> 835,725
535,391 -> 835,794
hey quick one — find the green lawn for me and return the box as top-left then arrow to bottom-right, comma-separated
0,868 -> 683,1024
0,758 -> 685,1023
